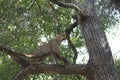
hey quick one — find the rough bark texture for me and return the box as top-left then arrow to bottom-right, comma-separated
77,0 -> 118,80
12,64 -> 89,80
79,15 -> 118,80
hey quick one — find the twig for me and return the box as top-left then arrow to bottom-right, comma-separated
27,0 -> 37,10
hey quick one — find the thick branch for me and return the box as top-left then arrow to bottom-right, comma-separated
0,44 -> 48,67
65,21 -> 78,35
0,44 -> 30,67
13,64 -> 89,80
49,0 -> 85,17
65,21 -> 78,64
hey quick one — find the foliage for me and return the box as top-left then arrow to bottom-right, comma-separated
95,1 -> 120,29
0,53 -> 19,80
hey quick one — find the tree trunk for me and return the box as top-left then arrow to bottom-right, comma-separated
78,0 -> 118,80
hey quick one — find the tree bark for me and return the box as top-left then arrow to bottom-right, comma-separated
77,0 -> 118,80
12,64 -> 89,80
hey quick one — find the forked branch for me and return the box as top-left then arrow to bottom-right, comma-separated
13,64 -> 89,80
49,0 -> 85,17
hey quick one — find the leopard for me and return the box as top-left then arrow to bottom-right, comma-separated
30,33 -> 69,64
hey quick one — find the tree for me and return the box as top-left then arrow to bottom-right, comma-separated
0,0 -> 119,80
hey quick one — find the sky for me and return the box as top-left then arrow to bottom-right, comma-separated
106,22 -> 120,59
